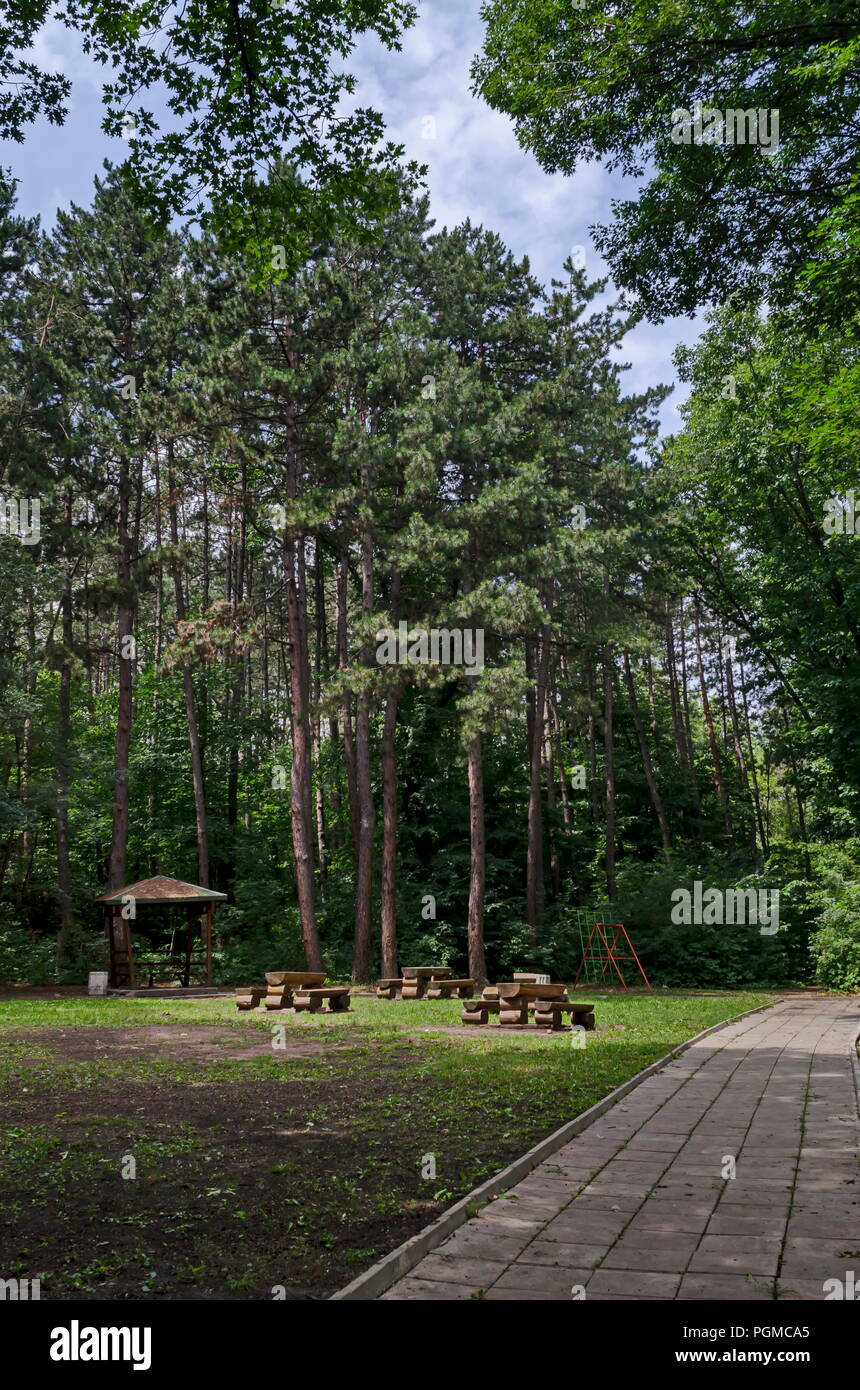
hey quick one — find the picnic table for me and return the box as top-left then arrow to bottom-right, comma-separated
461,981 -> 596,1032
375,966 -> 476,1000
136,954 -> 196,988
235,972 -> 351,1014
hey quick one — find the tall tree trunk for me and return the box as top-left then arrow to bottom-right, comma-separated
17,595 -> 36,910
526,630 -> 550,943
623,651 -> 672,865
380,557 -> 401,980
380,685 -> 400,978
678,600 -> 698,783
352,478 -> 376,985
467,734 -> 488,987
352,704 -> 374,979
284,530 -> 322,970
225,458 -> 247,879
314,540 -> 341,854
666,602 -> 695,785
168,443 -> 210,888
543,700 -> 562,901
552,703 -> 573,841
337,546 -> 360,854
0,756 -> 13,897
585,656 -> 600,825
724,639 -> 759,857
55,495 -> 75,962
312,543 -> 328,884
282,361 -> 323,969
603,643 -> 617,901
693,597 -> 733,841
148,451 -> 163,874
108,458 -> 133,892
241,560 -> 253,837
739,652 -> 768,855
551,700 -> 581,899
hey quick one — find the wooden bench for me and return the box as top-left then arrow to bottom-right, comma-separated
426,978 -> 475,999
530,1000 -> 596,1032
235,984 -> 267,1011
293,986 -> 351,1014
377,978 -> 402,999
461,998 -> 501,1025
264,984 -> 294,1010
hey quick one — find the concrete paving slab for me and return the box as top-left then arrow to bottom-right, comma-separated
379,998 -> 860,1302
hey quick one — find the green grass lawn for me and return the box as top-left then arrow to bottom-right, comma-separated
0,989 -> 770,1299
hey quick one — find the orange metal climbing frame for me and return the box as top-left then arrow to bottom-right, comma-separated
572,921 -> 652,991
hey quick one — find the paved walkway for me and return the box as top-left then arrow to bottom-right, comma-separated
383,998 -> 860,1300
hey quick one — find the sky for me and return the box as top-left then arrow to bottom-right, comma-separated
0,2 -> 706,434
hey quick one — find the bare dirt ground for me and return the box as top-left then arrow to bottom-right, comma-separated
0,1021 -> 500,1299
18,1024 -> 332,1063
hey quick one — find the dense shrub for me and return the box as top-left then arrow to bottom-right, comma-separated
0,913 -> 58,984
808,846 -> 860,990
530,860 -> 802,989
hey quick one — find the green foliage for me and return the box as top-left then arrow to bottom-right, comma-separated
1,1 -> 420,274
474,2 -> 860,317
213,879 -> 304,984
0,910 -> 57,984
580,861 -> 799,988
662,298 -> 860,824
808,844 -> 860,989
0,140 -> 844,994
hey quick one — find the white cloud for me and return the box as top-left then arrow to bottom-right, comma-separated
25,18 -> 102,89
348,3 -> 692,431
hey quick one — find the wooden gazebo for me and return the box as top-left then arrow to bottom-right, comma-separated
94,875 -> 227,988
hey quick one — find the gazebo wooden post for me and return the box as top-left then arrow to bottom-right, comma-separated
125,909 -> 137,989
184,906 -> 195,988
205,903 -> 214,985
104,906 -> 114,986
108,905 -> 136,989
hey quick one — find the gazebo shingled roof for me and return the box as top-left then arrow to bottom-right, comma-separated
94,874 -> 227,906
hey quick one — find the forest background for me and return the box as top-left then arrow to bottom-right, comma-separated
1,1 -> 859,992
